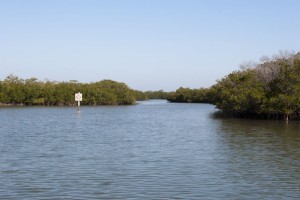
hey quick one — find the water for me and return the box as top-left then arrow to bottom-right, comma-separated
0,100 -> 299,199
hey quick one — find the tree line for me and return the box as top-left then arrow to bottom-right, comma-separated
167,87 -> 211,103
133,90 -> 170,101
0,75 -> 171,106
168,51 -> 300,121
0,76 -> 136,106
2,51 -> 300,120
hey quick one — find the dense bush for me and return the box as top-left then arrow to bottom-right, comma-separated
0,76 -> 136,106
167,87 -> 211,103
211,52 -> 300,120
168,51 -> 300,121
144,90 -> 169,99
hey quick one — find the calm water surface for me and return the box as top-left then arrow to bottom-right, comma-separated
0,100 -> 299,199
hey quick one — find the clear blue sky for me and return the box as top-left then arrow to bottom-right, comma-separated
1,0 -> 299,91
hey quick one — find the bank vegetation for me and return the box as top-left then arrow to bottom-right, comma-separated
0,76 -> 137,106
168,51 -> 300,121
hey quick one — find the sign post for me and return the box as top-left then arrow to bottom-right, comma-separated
75,92 -> 82,111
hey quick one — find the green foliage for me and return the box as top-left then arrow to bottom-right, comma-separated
144,90 -> 169,99
0,75 -> 136,106
168,51 -> 300,120
210,52 -> 300,120
167,87 -> 211,103
132,90 -> 148,101
131,90 -> 169,101
210,70 -> 265,113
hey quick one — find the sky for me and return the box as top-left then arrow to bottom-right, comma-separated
0,0 -> 300,91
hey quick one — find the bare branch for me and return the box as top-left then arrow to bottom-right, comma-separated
239,60 -> 257,70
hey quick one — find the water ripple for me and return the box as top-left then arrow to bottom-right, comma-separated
0,103 -> 300,199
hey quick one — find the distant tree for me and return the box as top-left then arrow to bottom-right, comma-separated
0,76 -> 137,106
167,87 -> 211,103
3,74 -> 25,104
145,90 -> 169,99
133,90 -> 148,101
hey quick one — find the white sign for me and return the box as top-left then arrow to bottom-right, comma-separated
75,92 -> 82,101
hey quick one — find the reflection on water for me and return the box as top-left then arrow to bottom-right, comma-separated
0,102 -> 299,199
211,114 -> 300,199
